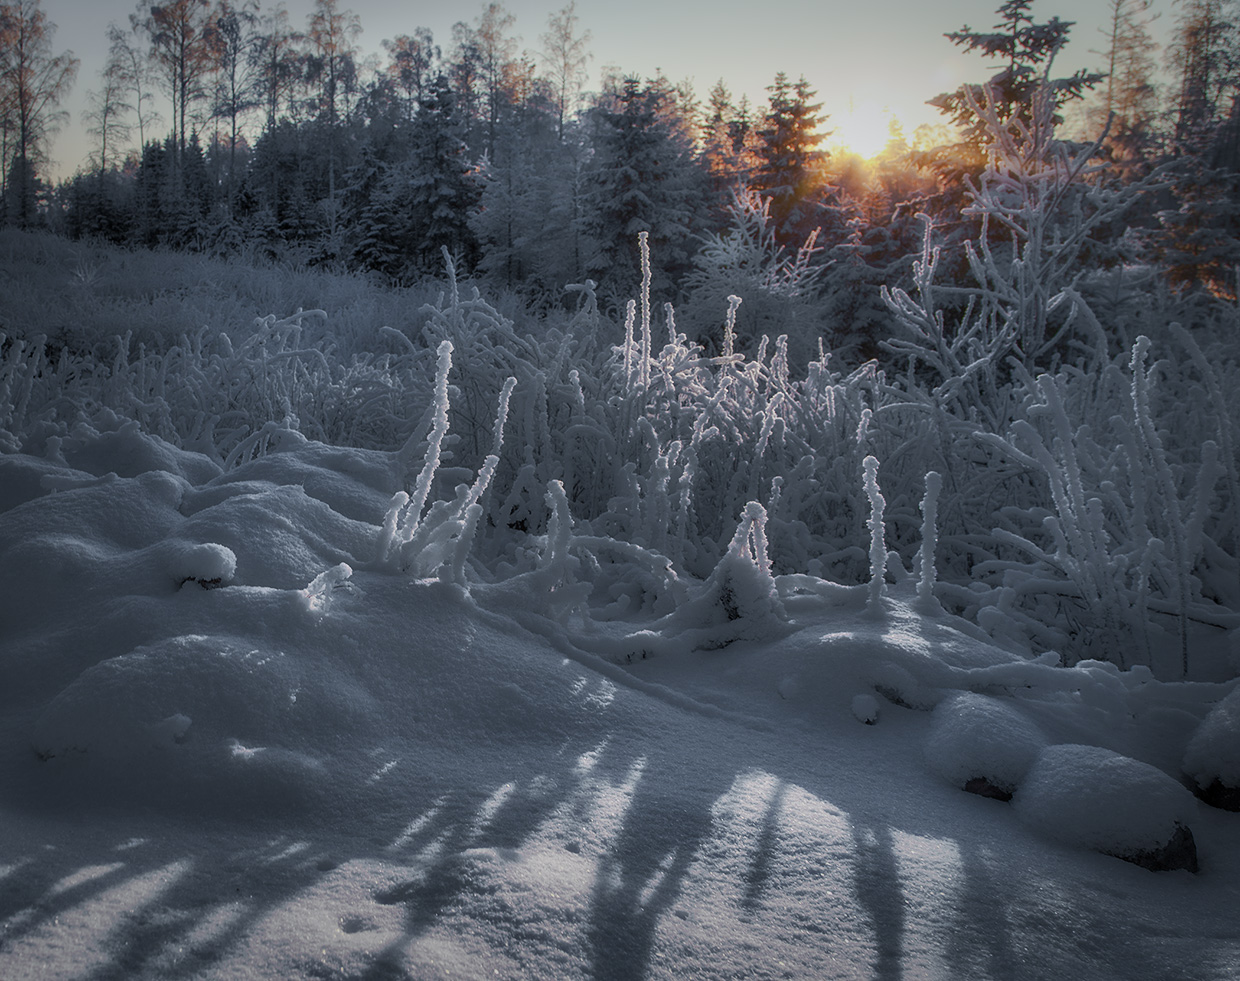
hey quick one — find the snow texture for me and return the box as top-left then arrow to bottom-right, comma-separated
1013,744 -> 1198,855
924,692 -> 1049,794
3,425 -> 1239,980
1183,686 -> 1240,789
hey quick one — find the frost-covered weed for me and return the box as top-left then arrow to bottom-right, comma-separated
2,206 -> 1236,678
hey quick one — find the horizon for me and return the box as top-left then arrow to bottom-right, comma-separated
35,0 -> 1162,181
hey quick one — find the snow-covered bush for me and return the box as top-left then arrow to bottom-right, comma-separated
680,187 -> 829,364
2,224 -> 1236,681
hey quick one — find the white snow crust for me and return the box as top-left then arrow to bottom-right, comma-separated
1183,686 -> 1240,788
1013,744 -> 1198,855
2,427 -> 1239,980
924,692 -> 1048,792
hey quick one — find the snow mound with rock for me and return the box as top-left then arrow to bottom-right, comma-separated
1013,744 -> 1199,870
924,692 -> 1049,798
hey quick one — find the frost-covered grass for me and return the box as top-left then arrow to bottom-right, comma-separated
3,226 -> 1238,680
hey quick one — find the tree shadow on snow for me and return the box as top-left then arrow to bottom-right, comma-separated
849,819 -> 906,981
0,822 -> 354,981
584,749 -> 733,981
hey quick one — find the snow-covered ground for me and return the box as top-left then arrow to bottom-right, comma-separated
2,424 -> 1239,980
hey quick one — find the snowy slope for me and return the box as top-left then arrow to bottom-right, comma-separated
2,426 -> 1239,980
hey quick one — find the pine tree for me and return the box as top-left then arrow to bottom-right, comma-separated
1156,0 -> 1240,295
1168,0 -> 1237,153
353,74 -> 479,279
931,1 -> 1104,144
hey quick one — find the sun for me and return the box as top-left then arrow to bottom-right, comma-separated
829,100 -> 899,160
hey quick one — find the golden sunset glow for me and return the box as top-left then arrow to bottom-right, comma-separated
829,100 -> 899,159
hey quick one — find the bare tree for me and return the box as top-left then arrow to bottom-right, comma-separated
254,3 -> 302,133
145,0 -> 215,163
82,41 -> 132,176
110,15 -> 161,151
539,1 -> 591,141
0,0 -> 78,225
382,28 -> 437,123
209,0 -> 261,198
305,0 -> 361,125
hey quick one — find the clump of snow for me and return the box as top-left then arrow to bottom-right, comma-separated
851,693 -> 879,725
1182,686 -> 1240,789
1013,744 -> 1198,856
924,692 -> 1048,794
302,561 -> 354,614
169,541 -> 237,588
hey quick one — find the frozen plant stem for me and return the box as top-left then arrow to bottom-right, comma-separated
403,339 -> 454,548
864,455 -> 887,612
918,471 -> 943,608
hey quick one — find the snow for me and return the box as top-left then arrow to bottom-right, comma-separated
1183,687 -> 1240,790
3,426 -> 1240,979
1013,744 -> 1198,856
924,693 -> 1048,794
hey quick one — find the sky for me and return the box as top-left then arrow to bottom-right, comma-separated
39,0 -> 1172,179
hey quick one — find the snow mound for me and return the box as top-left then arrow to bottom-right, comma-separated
1182,686 -> 1240,791
924,692 -> 1048,796
30,633 -> 375,807
168,541 -> 237,588
851,693 -> 880,724
1013,744 -> 1198,859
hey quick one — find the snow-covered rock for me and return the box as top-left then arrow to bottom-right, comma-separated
851,693 -> 880,725
1013,744 -> 1199,872
924,692 -> 1048,800
1182,686 -> 1240,811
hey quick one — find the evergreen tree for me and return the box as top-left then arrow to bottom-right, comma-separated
1167,0 -> 1238,154
1155,0 -> 1240,296
352,74 -> 478,279
753,73 -> 828,246
931,0 -> 1105,144
583,75 -> 708,302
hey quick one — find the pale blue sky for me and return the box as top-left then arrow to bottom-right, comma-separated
42,0 -> 1169,177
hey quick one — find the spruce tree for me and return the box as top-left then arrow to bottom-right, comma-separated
753,73 -> 827,246
582,75 -> 707,303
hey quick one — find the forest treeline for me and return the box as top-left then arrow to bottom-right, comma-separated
3,0 -> 1240,341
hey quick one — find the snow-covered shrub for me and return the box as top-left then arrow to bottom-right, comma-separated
924,693 -> 1049,799
681,187 -> 828,364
